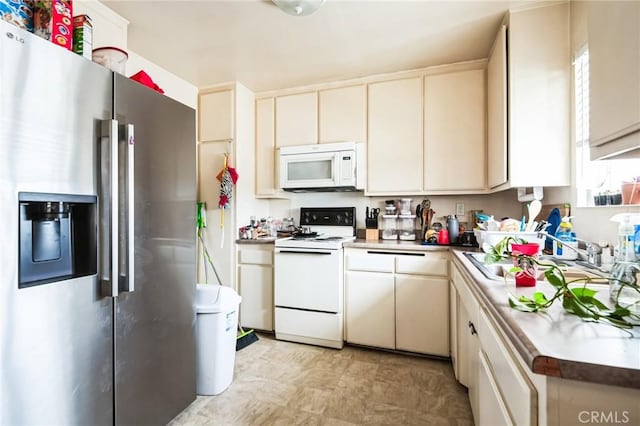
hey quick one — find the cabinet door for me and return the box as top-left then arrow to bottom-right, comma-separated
424,69 -> 486,191
199,90 -> 234,142
588,1 -> 640,159
478,309 -> 536,426
487,25 -> 508,189
478,350 -> 514,426
238,264 -> 273,331
508,3 -> 570,187
344,271 -> 395,349
319,85 -> 366,143
456,295 -> 471,388
450,284 -> 459,379
367,77 -> 423,194
395,275 -> 449,356
255,98 -> 277,196
275,92 -> 317,146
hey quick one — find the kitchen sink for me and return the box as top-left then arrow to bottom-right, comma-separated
464,252 -> 609,284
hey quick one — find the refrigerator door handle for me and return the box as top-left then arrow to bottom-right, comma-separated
119,123 -> 135,293
100,119 -> 120,297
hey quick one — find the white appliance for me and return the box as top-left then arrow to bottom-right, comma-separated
274,207 -> 356,348
278,142 -> 365,192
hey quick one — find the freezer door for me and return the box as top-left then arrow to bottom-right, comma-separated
0,21 -> 114,425
113,74 -> 197,425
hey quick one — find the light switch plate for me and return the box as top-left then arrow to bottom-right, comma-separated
456,202 -> 465,216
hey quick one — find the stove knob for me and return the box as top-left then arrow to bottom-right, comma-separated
311,214 -> 317,221
336,214 -> 342,223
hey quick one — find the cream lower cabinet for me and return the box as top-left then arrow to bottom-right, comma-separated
344,270 -> 395,349
453,257 -> 640,425
451,263 -> 480,420
452,260 -> 535,425
237,244 -> 273,331
478,350 -> 513,426
344,248 -> 448,356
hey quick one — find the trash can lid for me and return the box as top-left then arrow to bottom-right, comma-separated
195,284 -> 241,313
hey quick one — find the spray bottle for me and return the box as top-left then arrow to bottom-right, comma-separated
552,216 -> 578,260
609,213 -> 640,312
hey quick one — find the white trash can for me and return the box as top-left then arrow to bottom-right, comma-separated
195,284 -> 241,395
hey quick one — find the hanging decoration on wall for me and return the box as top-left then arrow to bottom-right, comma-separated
217,153 -> 238,209
216,153 -> 239,247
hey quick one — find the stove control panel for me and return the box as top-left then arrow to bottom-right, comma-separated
300,207 -> 356,228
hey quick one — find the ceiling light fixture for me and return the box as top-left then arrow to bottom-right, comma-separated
272,0 -> 326,16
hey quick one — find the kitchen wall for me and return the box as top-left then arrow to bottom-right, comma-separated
256,189 -> 524,232
76,0 -> 197,109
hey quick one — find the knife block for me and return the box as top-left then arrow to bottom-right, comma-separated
365,229 -> 379,241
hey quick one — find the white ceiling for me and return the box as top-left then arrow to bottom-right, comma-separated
103,0 -> 537,92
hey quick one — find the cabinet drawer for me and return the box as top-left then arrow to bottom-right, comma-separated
395,252 -> 448,276
238,248 -> 273,265
478,309 -> 537,426
345,251 -> 394,273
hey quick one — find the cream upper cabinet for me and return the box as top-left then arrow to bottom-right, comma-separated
318,85 -> 367,143
588,1 -> 640,160
275,92 -> 317,146
487,25 -> 508,189
507,3 -> 570,187
367,77 -> 423,194
199,89 -> 234,142
255,98 -> 277,197
424,69 -> 486,191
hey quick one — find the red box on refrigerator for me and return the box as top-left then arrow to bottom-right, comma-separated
33,0 -> 73,50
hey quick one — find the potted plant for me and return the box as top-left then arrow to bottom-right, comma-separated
485,236 -> 640,331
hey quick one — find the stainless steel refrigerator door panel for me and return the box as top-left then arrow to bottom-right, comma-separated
113,75 -> 197,425
1,21 -> 113,425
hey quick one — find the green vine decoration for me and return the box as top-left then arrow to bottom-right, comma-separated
485,236 -> 640,331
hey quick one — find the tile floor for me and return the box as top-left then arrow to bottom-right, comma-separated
169,333 -> 473,425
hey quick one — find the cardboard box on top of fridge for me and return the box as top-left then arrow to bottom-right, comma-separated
33,0 -> 72,50
1,0 -> 35,32
72,14 -> 91,58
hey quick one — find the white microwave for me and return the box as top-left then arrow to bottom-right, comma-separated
278,142 -> 365,192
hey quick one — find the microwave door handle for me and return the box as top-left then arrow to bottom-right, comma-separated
99,119 -> 119,298
119,123 -> 135,293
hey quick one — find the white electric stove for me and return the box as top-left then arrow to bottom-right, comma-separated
274,207 -> 356,349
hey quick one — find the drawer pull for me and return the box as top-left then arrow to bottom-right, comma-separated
366,251 -> 425,257
468,321 -> 478,336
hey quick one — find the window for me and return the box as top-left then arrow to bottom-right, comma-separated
574,47 -> 640,206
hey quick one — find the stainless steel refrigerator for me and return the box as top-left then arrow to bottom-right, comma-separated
0,20 -> 197,425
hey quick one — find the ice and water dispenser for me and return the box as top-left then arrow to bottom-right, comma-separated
19,192 -> 97,288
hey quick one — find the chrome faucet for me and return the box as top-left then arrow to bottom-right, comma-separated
537,231 -> 603,267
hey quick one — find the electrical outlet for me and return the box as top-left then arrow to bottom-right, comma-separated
456,202 -> 465,216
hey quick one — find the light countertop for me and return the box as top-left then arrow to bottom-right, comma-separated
451,250 -> 640,389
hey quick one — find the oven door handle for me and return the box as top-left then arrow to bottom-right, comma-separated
277,250 -> 333,255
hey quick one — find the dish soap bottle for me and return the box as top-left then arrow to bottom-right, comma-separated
609,213 -> 640,312
552,216 -> 578,260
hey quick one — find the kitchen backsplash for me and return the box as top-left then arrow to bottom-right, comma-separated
264,189 -> 524,231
